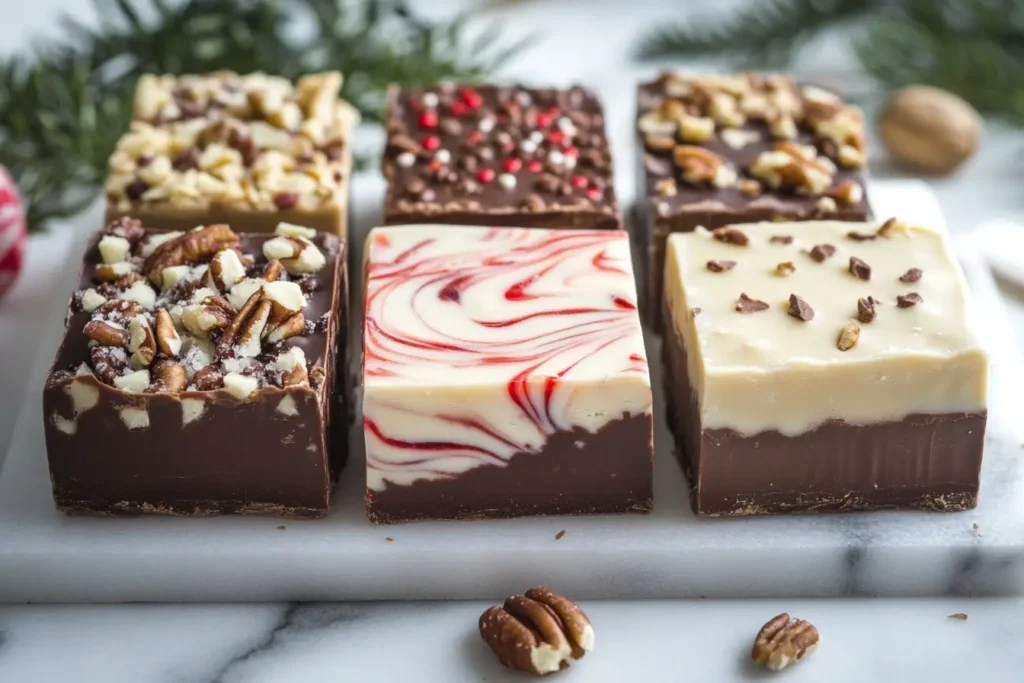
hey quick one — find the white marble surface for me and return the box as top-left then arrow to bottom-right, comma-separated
2,0 -> 1024,679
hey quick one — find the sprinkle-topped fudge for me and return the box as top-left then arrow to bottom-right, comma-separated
43,219 -> 346,517
637,72 -> 873,322
382,84 -> 620,231
663,219 -> 988,516
362,225 -> 652,523
105,71 -> 358,236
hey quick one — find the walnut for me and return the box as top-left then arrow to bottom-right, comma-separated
673,145 -> 735,188
879,86 -> 980,175
143,224 -> 240,284
750,142 -> 833,195
479,587 -> 594,677
752,613 -> 819,671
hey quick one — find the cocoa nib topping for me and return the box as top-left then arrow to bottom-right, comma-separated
788,294 -> 814,321
712,227 -> 749,246
857,296 -> 878,323
899,267 -> 923,283
706,259 -> 737,273
808,244 -> 836,262
769,235 -> 794,245
846,230 -> 877,242
848,256 -> 871,281
735,293 -> 770,313
897,292 -> 923,308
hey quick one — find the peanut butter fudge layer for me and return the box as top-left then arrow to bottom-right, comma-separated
105,71 -> 358,236
637,72 -> 873,324
663,219 -> 988,516
43,219 -> 346,517
362,225 -> 652,523
383,84 -> 620,230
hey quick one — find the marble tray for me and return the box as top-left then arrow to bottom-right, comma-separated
0,180 -> 1021,603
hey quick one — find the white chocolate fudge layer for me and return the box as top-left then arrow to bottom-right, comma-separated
363,225 -> 651,490
665,219 -> 988,436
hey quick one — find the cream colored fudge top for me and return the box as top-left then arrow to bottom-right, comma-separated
665,219 -> 988,436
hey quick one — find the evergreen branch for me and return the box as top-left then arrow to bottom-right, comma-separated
632,0 -> 881,68
0,0 -> 530,232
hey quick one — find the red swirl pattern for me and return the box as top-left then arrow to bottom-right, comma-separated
362,226 -> 650,490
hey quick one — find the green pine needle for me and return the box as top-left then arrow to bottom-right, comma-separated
0,0 -> 532,232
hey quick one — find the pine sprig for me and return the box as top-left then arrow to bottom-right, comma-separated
632,0 -> 1024,126
0,0 -> 531,232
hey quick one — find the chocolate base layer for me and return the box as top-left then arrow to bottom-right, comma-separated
662,312 -> 986,516
365,414 -> 654,524
105,204 -> 347,238
385,208 -> 620,232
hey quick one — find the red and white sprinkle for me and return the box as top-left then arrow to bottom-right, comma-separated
434,149 -> 451,164
421,92 -> 439,109
498,173 -> 517,190
396,152 -> 416,168
557,116 -> 577,134
478,117 -> 496,133
548,149 -> 565,166
519,139 -> 538,154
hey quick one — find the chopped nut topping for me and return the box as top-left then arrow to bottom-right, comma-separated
877,217 -> 910,238
736,293 -> 770,313
769,235 -> 793,245
857,296 -> 878,323
830,180 -> 864,205
674,145 -> 735,188
752,613 -> 820,671
737,178 -> 762,196
654,177 -> 678,196
774,261 -> 796,277
899,268 -> 923,283
816,196 -> 837,214
897,292 -> 923,308
479,587 -> 593,677
808,244 -> 836,262
788,294 -> 814,321
848,256 -> 871,281
846,230 -> 877,242
712,226 -> 749,246
84,320 -> 129,347
706,259 -> 737,273
837,320 -> 861,351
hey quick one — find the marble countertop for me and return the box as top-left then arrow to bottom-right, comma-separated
2,0 -> 1024,680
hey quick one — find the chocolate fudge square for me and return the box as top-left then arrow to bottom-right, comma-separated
637,72 -> 873,324
43,219 -> 346,517
362,225 -> 652,523
382,84 -> 620,230
663,219 -> 988,516
105,71 -> 358,237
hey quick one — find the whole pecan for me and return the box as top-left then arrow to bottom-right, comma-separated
150,359 -> 187,393
143,224 -> 240,285
84,320 -> 129,347
479,587 -> 594,677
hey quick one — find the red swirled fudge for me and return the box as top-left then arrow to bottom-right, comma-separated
362,225 -> 653,523
43,218 -> 346,517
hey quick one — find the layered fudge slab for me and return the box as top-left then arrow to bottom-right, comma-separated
663,219 -> 988,516
382,84 -> 620,230
363,225 -> 652,523
43,218 -> 346,517
637,72 -> 873,323
105,71 -> 358,236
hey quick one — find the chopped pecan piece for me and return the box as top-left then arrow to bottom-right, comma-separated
128,317 -> 157,368
143,224 -> 240,285
712,226 -> 749,246
769,235 -> 794,245
752,613 -> 820,671
265,312 -> 306,344
150,359 -> 187,393
706,259 -> 737,273
262,259 -> 284,282
673,145 -> 736,187
857,296 -> 878,323
84,320 -> 129,347
479,587 -> 594,677
190,364 -> 225,391
897,292 -> 923,308
217,290 -> 264,357
154,308 -> 182,356
899,268 -> 922,283
808,244 -> 836,262
774,261 -> 796,277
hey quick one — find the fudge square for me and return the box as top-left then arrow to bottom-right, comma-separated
362,225 -> 652,523
662,219 -> 988,516
382,84 -> 620,231
43,218 -> 346,517
105,71 -> 358,237
637,72 -> 873,323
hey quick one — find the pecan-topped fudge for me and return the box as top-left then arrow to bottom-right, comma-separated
42,219 -> 346,517
105,71 -> 358,236
663,219 -> 988,516
363,225 -> 652,523
637,72 -> 873,322
382,84 -> 620,230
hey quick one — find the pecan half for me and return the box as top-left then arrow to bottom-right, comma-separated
150,359 -> 187,393
143,224 -> 240,285
262,259 -> 284,282
280,359 -> 309,387
84,320 -> 129,347
265,312 -> 306,344
190,364 -> 225,391
154,308 -> 182,356
90,346 -> 128,385
128,317 -> 158,368
673,145 -> 735,187
752,613 -> 820,671
479,587 -> 594,677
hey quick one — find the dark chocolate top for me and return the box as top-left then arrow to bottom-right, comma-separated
637,73 -> 871,220
47,217 -> 342,397
382,84 -> 618,221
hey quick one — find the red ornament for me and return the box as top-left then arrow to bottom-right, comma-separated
547,130 -> 566,146
503,158 -> 523,173
586,187 -> 603,201
0,166 -> 27,302
477,169 -> 496,183
526,160 -> 543,173
418,111 -> 438,129
563,146 -> 579,158
468,130 -> 483,144
570,175 -> 589,189
460,88 -> 484,109
422,135 -> 441,151
450,101 -> 468,116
